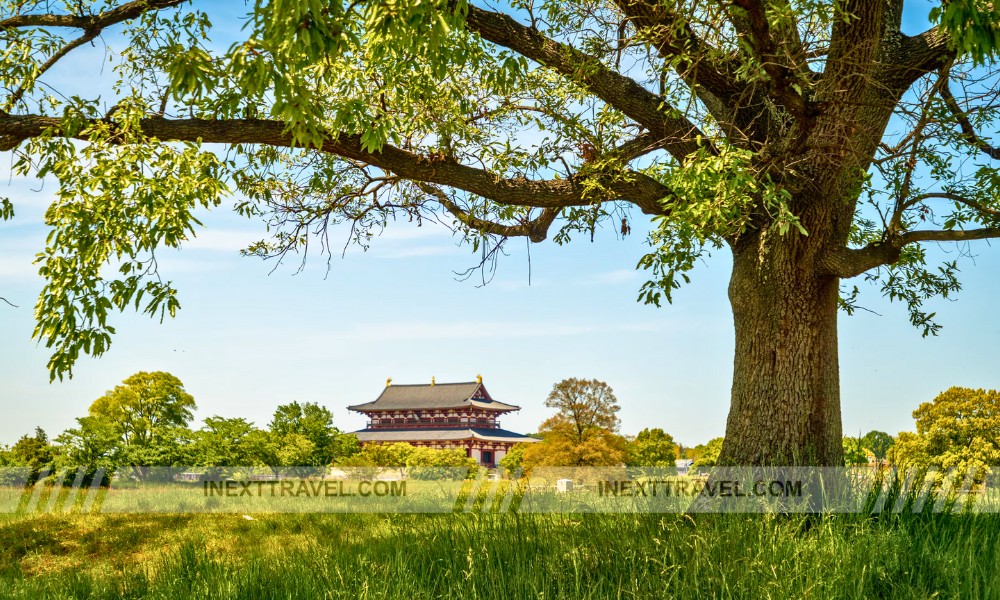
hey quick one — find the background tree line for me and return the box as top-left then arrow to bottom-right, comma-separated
497,381 -> 999,480
2,375 -> 997,481
0,371 -> 363,481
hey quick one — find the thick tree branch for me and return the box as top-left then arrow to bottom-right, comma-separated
899,227 -> 1000,244
464,6 -> 711,160
417,183 -> 560,243
819,242 -> 903,279
611,0 -> 736,101
730,0 -> 813,120
0,0 -> 186,30
0,113 -> 674,215
820,0 -> 892,104
821,227 -> 1000,278
939,79 -> 1000,160
886,27 -> 955,93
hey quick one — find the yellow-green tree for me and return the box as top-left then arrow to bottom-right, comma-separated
86,371 -> 196,468
626,428 -> 678,467
843,436 -> 872,466
693,437 -> 725,467
889,387 -> 1000,482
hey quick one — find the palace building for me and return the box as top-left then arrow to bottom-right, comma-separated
347,376 -> 538,467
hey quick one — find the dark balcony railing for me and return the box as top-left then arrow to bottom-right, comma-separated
366,418 -> 500,429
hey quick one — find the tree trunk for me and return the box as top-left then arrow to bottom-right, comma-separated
719,232 -> 844,466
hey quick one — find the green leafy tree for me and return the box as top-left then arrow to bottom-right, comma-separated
338,442 -> 415,468
120,425 -> 195,469
241,428 -> 283,472
889,387 -> 1000,483
861,431 -> 895,461
275,433 -> 317,472
693,437 -> 725,468
56,415 -> 124,471
190,417 -> 260,467
268,402 -> 356,466
7,1 -> 1000,465
8,427 -> 57,478
89,372 -> 196,447
626,428 -> 678,467
843,436 -> 871,466
84,371 -> 196,471
499,442 -> 529,472
337,442 -> 416,477
405,447 -> 478,479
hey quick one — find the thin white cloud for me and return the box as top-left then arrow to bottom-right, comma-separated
492,278 -> 545,291
0,256 -> 40,281
371,245 -> 462,259
375,224 -> 456,242
324,320 -> 666,343
582,269 -> 639,286
181,229 -> 258,252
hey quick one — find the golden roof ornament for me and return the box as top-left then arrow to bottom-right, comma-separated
476,374 -> 483,384
386,377 -> 392,387
431,376 -> 436,386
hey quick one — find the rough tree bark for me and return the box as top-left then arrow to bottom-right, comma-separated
722,232 -> 843,466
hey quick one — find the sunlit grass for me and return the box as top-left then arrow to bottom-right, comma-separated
1,509 -> 999,599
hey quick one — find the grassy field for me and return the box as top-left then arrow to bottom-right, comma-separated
1,510 -> 999,599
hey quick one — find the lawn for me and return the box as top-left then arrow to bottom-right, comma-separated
1,510 -> 998,599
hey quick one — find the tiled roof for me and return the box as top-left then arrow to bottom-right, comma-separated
347,381 -> 519,412
352,427 -> 540,444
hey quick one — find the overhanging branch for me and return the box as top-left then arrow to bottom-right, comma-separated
887,27 -> 955,93
0,0 -> 186,30
417,183 -> 560,243
730,0 -> 813,120
464,6 -> 711,161
611,0 -> 736,101
940,78 -> 1000,160
821,227 -> 1000,278
0,113 -> 674,216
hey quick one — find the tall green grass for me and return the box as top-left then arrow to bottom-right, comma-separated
1,511 -> 998,599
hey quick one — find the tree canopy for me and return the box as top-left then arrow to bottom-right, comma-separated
692,437 -> 724,467
625,427 -> 677,467
861,430 -> 895,461
890,387 -> 1000,481
15,371 -> 366,475
267,401 -> 356,467
4,0 -> 1000,465
87,370 -> 195,445
521,378 -> 627,467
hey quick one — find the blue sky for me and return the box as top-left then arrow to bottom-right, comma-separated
2,1 -> 998,447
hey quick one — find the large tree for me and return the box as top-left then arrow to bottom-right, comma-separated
2,1 -> 999,465
625,427 -> 677,467
522,378 -> 627,466
890,387 -> 1000,481
85,371 -> 196,470
268,401 -> 357,466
